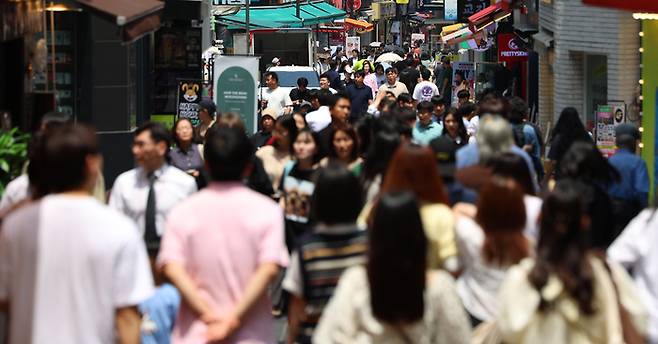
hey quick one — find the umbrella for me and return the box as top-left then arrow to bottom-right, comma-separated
369,41 -> 382,48
376,52 -> 403,63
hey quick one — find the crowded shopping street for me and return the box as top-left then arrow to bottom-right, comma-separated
1,0 -> 658,343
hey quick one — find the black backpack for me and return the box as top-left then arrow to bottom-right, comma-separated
512,123 -> 526,148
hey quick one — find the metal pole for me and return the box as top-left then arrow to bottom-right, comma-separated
296,0 -> 300,18
245,0 -> 250,54
49,2 -> 57,95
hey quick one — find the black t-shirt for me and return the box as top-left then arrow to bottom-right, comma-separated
346,83 -> 373,120
279,162 -> 319,250
290,88 -> 310,102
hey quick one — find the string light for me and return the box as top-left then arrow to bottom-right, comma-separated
639,47 -> 644,53
633,13 -> 658,20
639,31 -> 644,37
639,79 -> 644,84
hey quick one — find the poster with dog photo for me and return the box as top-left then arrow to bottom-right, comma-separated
177,80 -> 203,126
282,175 -> 315,223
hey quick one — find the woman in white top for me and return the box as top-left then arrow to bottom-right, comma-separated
454,177 -> 531,325
314,191 -> 471,344
608,207 -> 658,344
497,180 -> 647,343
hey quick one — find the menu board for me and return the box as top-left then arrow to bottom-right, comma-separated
458,0 -> 489,22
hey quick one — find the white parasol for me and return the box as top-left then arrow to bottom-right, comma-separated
375,52 -> 403,63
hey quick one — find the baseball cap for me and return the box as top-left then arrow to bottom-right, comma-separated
272,57 -> 280,64
261,107 -> 279,120
198,98 -> 216,116
429,136 -> 457,179
615,123 -> 640,140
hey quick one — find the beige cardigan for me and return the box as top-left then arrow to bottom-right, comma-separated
496,256 -> 647,344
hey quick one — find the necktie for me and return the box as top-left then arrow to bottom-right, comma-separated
144,172 -> 159,257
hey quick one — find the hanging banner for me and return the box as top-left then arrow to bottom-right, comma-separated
176,80 -> 203,126
214,55 -> 260,133
451,61 -> 476,107
346,36 -> 361,53
498,33 -> 528,63
596,104 -> 616,157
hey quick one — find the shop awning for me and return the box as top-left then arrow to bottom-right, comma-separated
343,18 -> 374,32
75,0 -> 164,42
219,1 -> 346,29
468,1 -> 510,33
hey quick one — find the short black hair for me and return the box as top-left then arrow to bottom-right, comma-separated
385,67 -> 398,75
204,126 -> 254,181
396,108 -> 417,123
508,96 -> 528,124
420,68 -> 431,81
318,89 -> 333,107
264,71 -> 279,83
135,121 -> 172,155
352,49 -> 359,54
311,162 -> 363,225
457,102 -> 477,117
29,124 -> 99,197
297,77 -> 308,87
354,70 -> 366,78
457,89 -> 470,99
417,101 -> 433,113
329,92 -> 350,108
319,73 -> 331,81
397,93 -> 413,104
430,96 -> 445,107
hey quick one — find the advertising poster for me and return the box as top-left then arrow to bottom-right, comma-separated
444,0 -> 457,21
214,56 -> 260,133
411,33 -> 425,47
176,80 -> 203,126
346,36 -> 360,53
609,101 -> 626,126
596,105 -> 616,157
451,61 -> 475,107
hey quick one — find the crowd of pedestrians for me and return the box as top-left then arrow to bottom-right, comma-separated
0,62 -> 657,344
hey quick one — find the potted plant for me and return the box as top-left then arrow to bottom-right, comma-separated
0,128 -> 30,196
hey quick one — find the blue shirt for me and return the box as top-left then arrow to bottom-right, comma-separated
456,142 -> 540,193
608,149 -> 649,207
140,283 -> 181,344
412,121 -> 443,146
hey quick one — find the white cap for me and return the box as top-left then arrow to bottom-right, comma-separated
272,57 -> 280,64
344,65 -> 354,74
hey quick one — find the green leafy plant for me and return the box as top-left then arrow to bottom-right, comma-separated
0,128 -> 30,196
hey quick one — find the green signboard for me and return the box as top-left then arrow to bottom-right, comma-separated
214,56 -> 260,133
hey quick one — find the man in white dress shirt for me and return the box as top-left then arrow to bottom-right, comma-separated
110,122 -> 197,258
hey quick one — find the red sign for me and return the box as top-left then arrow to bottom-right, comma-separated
497,33 -> 528,63
583,0 -> 658,13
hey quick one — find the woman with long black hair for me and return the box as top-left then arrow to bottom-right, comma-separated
544,107 -> 592,183
496,180 -> 646,343
313,191 -> 471,343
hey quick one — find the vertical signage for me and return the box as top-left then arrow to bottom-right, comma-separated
214,56 -> 260,133
176,80 -> 203,126
596,105 -> 616,157
444,0 -> 458,21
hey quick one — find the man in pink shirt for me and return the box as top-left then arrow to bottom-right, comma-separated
158,126 -> 288,343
